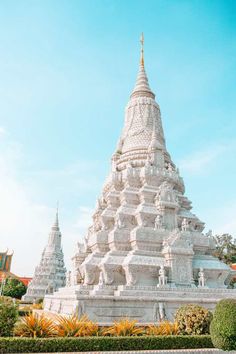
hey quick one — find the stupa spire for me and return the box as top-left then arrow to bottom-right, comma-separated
140,32 -> 144,66
52,202 -> 59,231
131,33 -> 155,99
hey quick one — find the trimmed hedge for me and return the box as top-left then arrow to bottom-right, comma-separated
210,298 -> 236,351
0,335 -> 213,353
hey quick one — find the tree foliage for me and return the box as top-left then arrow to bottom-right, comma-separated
0,296 -> 18,336
1,277 -> 27,299
213,233 -> 236,265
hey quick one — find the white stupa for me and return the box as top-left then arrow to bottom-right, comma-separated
23,210 -> 66,302
44,35 -> 235,323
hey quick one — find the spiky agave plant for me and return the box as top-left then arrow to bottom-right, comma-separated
14,313 -> 56,338
55,314 -> 99,337
146,321 -> 179,336
103,318 -> 144,336
82,319 -> 99,337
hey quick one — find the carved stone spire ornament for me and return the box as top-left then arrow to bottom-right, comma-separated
44,35 -> 234,323
23,208 -> 66,303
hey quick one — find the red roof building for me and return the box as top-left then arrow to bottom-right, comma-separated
231,264 -> 236,271
19,277 -> 32,286
0,251 -> 31,286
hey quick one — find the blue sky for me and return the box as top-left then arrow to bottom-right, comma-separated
0,0 -> 235,275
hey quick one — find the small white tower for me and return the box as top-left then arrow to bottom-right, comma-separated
23,208 -> 66,303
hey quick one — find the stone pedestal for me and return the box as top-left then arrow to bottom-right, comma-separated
44,285 -> 236,324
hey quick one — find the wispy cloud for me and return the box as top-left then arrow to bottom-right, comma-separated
0,134 -> 99,276
27,160 -> 103,196
0,149 -> 53,276
178,142 -> 235,175
0,126 -> 6,136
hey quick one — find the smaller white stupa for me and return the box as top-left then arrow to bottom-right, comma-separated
23,208 -> 66,303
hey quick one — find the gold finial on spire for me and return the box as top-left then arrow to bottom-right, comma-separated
140,32 -> 144,66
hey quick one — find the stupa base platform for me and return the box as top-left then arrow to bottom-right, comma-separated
43,284 -> 236,324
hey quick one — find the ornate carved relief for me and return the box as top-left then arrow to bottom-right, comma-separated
103,267 -> 115,285
84,268 -> 96,285
125,267 -> 138,286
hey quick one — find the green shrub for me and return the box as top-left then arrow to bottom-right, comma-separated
175,304 -> 213,335
0,296 -> 18,337
210,298 -> 236,351
1,278 -> 27,299
0,335 -> 213,353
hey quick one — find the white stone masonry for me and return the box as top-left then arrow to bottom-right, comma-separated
44,36 -> 235,323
